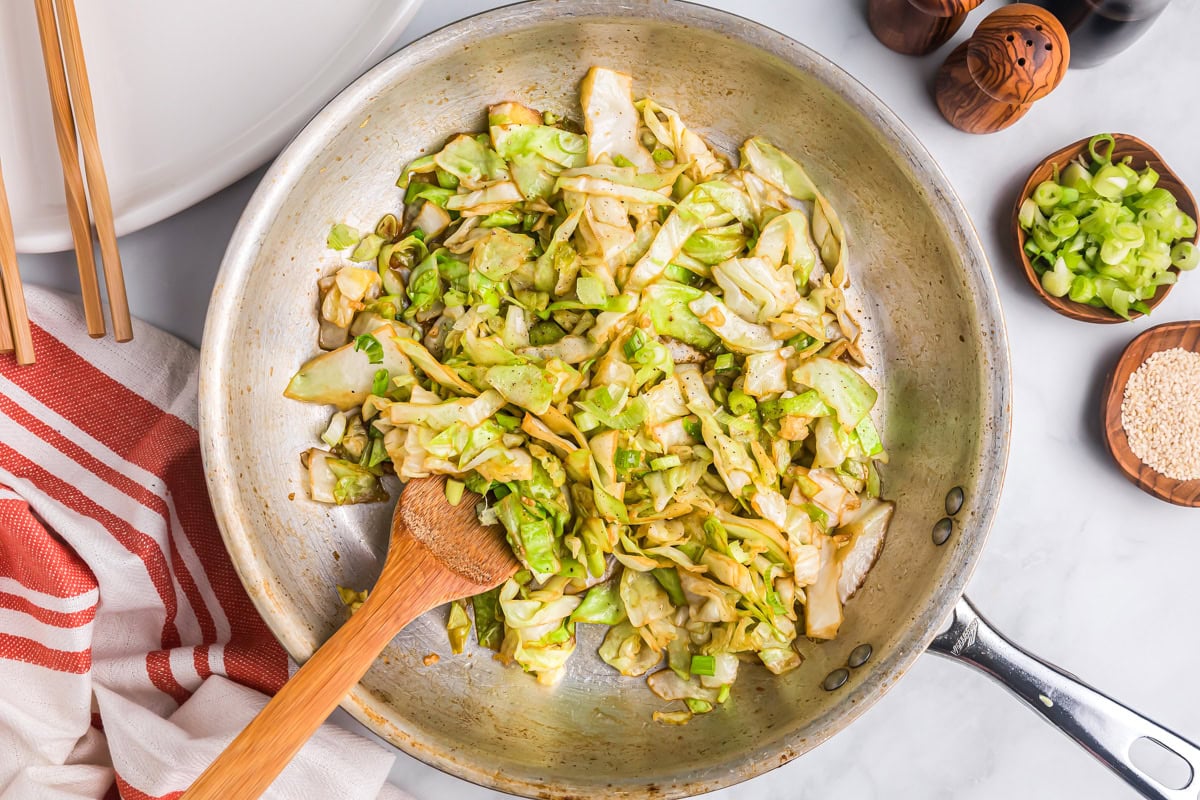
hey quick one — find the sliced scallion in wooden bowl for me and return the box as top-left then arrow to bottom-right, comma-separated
1014,133 -> 1197,323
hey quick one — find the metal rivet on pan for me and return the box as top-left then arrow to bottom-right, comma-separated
932,517 -> 954,546
945,486 -> 964,516
822,667 -> 849,691
848,643 -> 873,669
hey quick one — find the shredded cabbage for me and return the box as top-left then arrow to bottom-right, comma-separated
287,66 -> 893,721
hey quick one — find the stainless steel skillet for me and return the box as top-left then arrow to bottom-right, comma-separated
197,2 -> 1200,797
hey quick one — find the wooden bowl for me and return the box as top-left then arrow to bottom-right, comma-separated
1102,320 -> 1200,507
1013,133 -> 1198,323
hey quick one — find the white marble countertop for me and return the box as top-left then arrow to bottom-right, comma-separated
19,1 -> 1200,797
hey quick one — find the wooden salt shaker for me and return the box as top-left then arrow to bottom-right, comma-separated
934,3 -> 1070,134
868,0 -> 986,56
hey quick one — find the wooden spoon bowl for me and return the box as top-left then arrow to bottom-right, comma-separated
182,476 -> 518,799
1102,320 -> 1200,507
1013,133 -> 1198,323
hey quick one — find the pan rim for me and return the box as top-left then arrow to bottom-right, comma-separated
199,1 -> 1013,797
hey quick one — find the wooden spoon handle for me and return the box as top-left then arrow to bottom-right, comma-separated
181,578 -> 427,799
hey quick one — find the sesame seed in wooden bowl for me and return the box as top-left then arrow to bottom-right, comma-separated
1102,320 -> 1200,507
1014,134 -> 1198,324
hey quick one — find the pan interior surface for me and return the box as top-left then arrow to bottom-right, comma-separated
199,3 -> 1010,797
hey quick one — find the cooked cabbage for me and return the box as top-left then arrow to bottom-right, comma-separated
287,66 -> 892,724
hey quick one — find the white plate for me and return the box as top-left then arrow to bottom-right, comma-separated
0,0 -> 423,253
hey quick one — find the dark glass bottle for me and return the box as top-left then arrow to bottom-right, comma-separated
1028,0 -> 1171,68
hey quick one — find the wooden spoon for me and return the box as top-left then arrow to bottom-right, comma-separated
181,475 -> 517,799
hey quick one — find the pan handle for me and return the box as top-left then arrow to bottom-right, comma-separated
929,596 -> 1200,800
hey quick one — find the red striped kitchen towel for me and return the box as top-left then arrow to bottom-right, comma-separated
0,287 -> 411,800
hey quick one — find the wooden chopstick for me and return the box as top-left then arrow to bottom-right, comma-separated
0,167 -> 11,354
0,159 -> 35,364
0,281 -> 12,355
53,0 -> 133,342
33,0 -> 104,338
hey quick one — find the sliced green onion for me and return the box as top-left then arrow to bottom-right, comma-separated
727,389 -> 756,416
1116,162 -> 1140,196
372,369 -> 389,396
1068,274 -> 1096,303
1115,221 -> 1145,247
1033,181 -> 1063,209
623,328 -> 648,359
1061,162 -> 1092,192
759,390 -> 828,420
1136,167 -> 1160,195
495,411 -> 521,431
1020,135 -> 1197,317
690,654 -> 716,676
1047,212 -> 1079,239
713,352 -> 736,371
650,455 -> 681,471
1136,188 -> 1176,213
1040,258 -> 1072,298
1099,238 -> 1130,266
1176,212 -> 1198,239
1030,225 -> 1061,252
1089,133 -> 1115,166
1172,241 -> 1198,271
591,385 -> 625,412
784,333 -> 816,351
1018,198 -> 1038,230
615,448 -> 643,471
1092,165 -> 1129,200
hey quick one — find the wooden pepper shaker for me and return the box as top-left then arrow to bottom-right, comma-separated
934,3 -> 1070,134
868,0 -> 986,56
